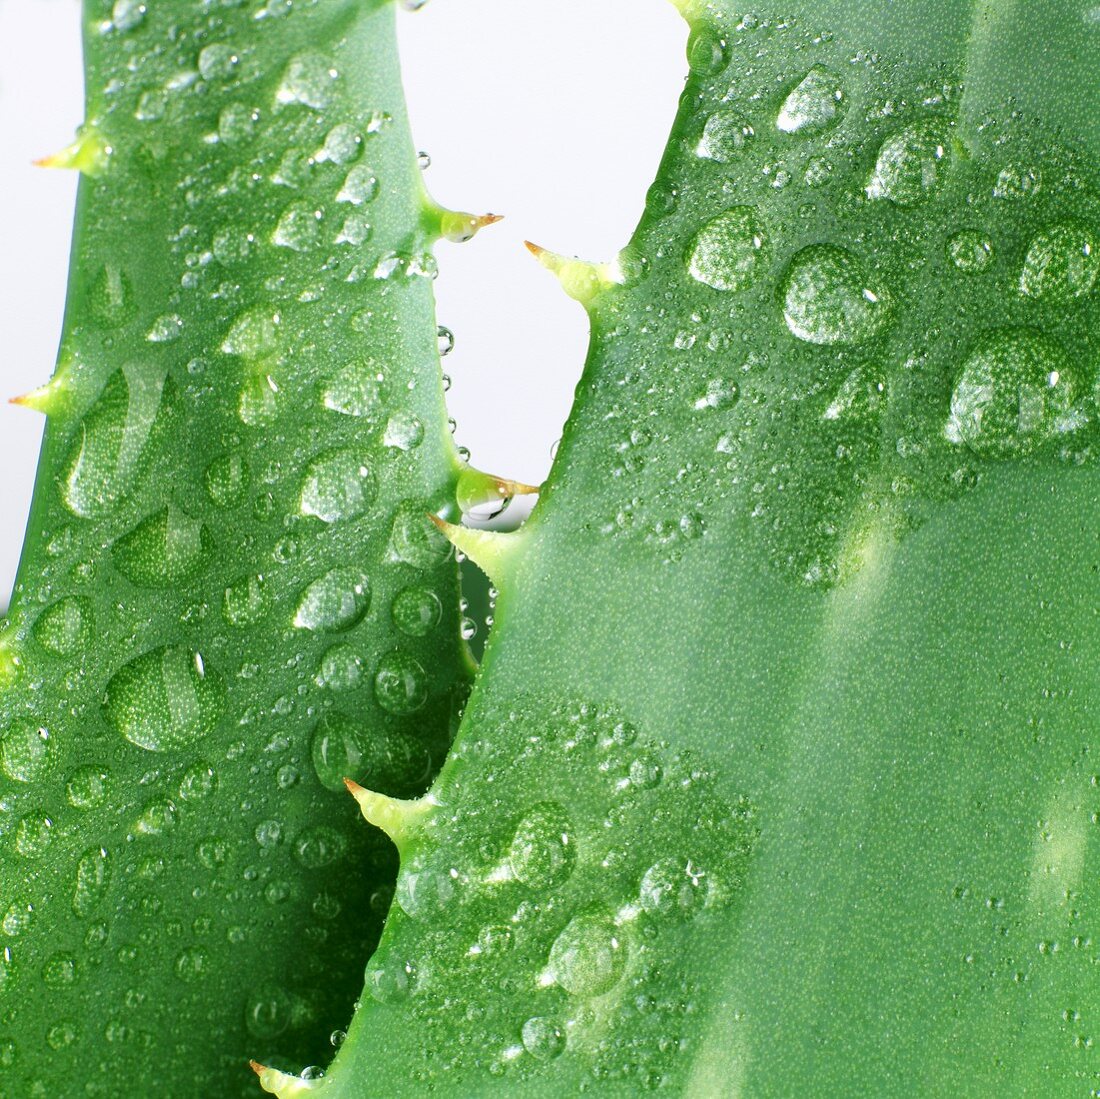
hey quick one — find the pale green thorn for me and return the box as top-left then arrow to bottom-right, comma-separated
428,514 -> 524,590
438,209 -> 503,244
35,125 -> 111,177
343,778 -> 434,855
524,241 -> 620,306
10,373 -> 71,417
250,1061 -> 324,1097
455,466 -> 540,520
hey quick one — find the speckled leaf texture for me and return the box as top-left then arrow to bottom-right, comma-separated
0,0 -> 495,1094
256,1 -> 1100,1096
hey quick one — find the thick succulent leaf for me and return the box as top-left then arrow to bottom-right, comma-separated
0,0 -> 484,1093
259,0 -> 1100,1094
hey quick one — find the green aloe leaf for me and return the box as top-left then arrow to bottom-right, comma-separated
0,0 -> 512,1093
255,0 -> 1100,1095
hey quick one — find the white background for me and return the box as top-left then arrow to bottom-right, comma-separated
0,0 -> 685,598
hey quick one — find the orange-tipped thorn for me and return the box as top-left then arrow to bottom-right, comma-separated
343,777 -> 433,852
439,209 -> 504,243
523,241 -> 619,305
427,513 -> 522,589
249,1061 -> 267,1078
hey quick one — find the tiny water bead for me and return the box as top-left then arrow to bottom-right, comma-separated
947,230 -> 994,273
373,651 -> 429,715
437,326 -> 454,356
392,585 -> 443,636
103,647 -> 225,752
946,327 -> 1081,456
776,66 -> 846,135
780,244 -> 890,345
687,207 -> 767,292
1019,221 -> 1100,302
865,122 -> 951,206
299,449 -> 377,523
547,911 -> 627,998
508,803 -> 576,889
294,568 -> 372,633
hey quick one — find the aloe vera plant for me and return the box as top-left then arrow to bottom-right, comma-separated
243,0 -> 1100,1094
0,0 -> 528,1093
8,0 -> 1100,1095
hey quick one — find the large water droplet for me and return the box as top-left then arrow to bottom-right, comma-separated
1,720 -> 53,783
104,647 -> 225,751
273,204 -> 321,252
776,66 -> 846,135
946,328 -> 1080,456
383,412 -> 424,451
32,597 -> 92,657
112,508 -> 213,586
521,1017 -> 566,1061
204,451 -> 249,508
293,824 -> 347,868
1019,221 -> 1100,302
639,857 -> 711,920
222,310 -> 279,358
198,43 -> 238,82
311,712 -> 371,791
373,651 -> 428,715
866,123 -> 950,206
547,911 -> 627,998
391,585 -> 442,636
238,374 -> 280,426
300,449 -> 377,523
687,207 -> 767,292
947,230 -> 993,273
337,165 -> 379,205
67,766 -> 109,810
389,502 -> 452,568
223,573 -> 271,628
781,244 -> 890,345
317,644 -> 363,691
72,847 -> 110,917
63,365 -> 173,519
294,568 -> 371,632
696,110 -> 753,162
276,52 -> 336,110
509,802 -> 575,889
322,363 -> 381,417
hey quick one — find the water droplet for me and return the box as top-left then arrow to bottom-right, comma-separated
294,568 -> 371,632
175,946 -> 208,982
417,150 -> 431,170
780,244 -> 890,345
437,326 -> 454,356
32,596 -> 92,657
317,123 -> 361,164
222,573 -> 270,628
696,110 -> 753,162
87,264 -> 134,328
391,585 -> 442,637
222,309 -> 279,358
238,374 -> 280,426
14,814 -> 53,859
521,1017 -> 566,1061
112,508 -> 213,586
196,837 -> 229,869
509,802 -> 575,889
687,207 -> 767,292
776,66 -> 846,135
273,203 -> 321,252
383,411 -> 424,451
62,365 -> 173,519
389,502 -> 452,568
72,847 -> 110,917
311,711 -> 370,791
866,123 -> 950,206
276,52 -> 336,110
1,720 -> 53,783
254,819 -> 283,848
337,165 -> 379,205
639,857 -> 711,920
1019,221 -> 1100,302
322,363 -> 381,417
178,763 -> 217,802
687,29 -> 728,75
46,1023 -> 77,1050
366,957 -> 413,1003
246,985 -> 294,1038
395,866 -> 454,919
373,651 -> 428,715
111,0 -> 146,31
67,766 -> 109,810
217,103 -> 259,143
330,1029 -> 347,1049
293,825 -> 347,869
1,900 -> 34,937
317,644 -> 363,691
300,449 -> 377,523
147,313 -> 183,342
994,164 -> 1041,200
104,646 -> 225,751
198,43 -> 238,82
947,230 -> 993,273
547,911 -> 626,998
204,451 -> 249,507
946,327 -> 1080,456
134,798 -> 178,836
